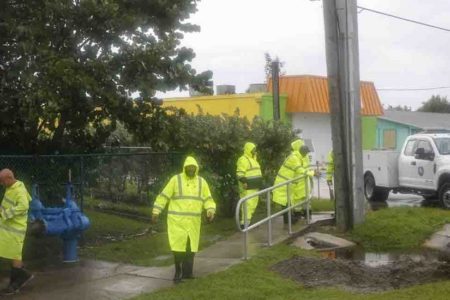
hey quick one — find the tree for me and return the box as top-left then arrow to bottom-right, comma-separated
264,52 -> 285,82
0,0 -> 212,154
417,95 -> 450,113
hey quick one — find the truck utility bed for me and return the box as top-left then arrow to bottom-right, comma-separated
363,150 -> 400,188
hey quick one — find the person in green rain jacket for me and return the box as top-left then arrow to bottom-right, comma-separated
236,142 -> 263,228
0,169 -> 33,295
152,156 -> 216,283
272,139 -> 315,223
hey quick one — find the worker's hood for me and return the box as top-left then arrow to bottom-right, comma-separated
243,142 -> 256,158
291,139 -> 304,152
183,156 -> 199,176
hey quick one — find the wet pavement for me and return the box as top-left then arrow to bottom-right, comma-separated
424,224 -> 450,253
386,193 -> 425,207
5,214 -> 332,300
313,176 -> 435,209
323,247 -> 450,267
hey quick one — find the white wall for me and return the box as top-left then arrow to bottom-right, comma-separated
292,113 -> 332,163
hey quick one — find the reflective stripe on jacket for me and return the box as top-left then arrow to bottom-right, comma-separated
236,142 -> 262,188
272,139 -> 313,206
152,156 -> 216,252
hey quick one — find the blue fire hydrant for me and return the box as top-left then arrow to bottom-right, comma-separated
29,184 -> 90,262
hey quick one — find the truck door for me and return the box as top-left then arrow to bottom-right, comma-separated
399,139 -> 417,187
414,139 -> 436,190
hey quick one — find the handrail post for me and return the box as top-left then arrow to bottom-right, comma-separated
287,182 -> 292,235
243,201 -> 248,260
316,161 -> 320,201
266,191 -> 272,246
306,176 -> 311,225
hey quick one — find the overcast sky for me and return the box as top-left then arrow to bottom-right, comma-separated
159,0 -> 450,110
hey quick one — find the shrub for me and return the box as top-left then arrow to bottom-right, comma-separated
161,109 -> 298,217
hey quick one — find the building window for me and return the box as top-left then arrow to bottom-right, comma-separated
383,129 -> 397,149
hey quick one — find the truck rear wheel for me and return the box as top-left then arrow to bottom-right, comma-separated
438,182 -> 450,209
364,173 -> 389,202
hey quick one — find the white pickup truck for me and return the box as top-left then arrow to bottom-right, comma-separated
363,133 -> 450,208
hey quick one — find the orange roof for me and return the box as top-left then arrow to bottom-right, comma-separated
268,75 -> 383,116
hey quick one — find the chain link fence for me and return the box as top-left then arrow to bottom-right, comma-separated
0,152 -> 183,211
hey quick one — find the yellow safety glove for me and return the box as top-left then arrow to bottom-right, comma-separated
206,210 -> 215,222
151,213 -> 159,224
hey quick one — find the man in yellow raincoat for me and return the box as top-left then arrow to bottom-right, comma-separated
272,139 -> 315,224
295,145 -> 316,217
152,156 -> 216,283
0,169 -> 33,295
236,142 -> 262,229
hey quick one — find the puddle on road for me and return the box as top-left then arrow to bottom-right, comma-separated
273,246 -> 450,292
369,193 -> 441,210
318,247 -> 450,267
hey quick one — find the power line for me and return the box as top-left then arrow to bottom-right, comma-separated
377,86 -> 450,91
357,6 -> 450,32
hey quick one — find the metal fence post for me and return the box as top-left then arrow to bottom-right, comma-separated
306,176 -> 310,225
266,191 -> 272,246
80,156 -> 84,212
243,201 -> 248,260
316,161 -> 321,201
287,183 -> 292,235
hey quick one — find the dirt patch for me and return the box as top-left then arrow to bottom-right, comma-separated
271,255 -> 450,292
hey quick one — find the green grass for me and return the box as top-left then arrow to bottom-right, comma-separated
310,198 -> 335,212
80,210 -> 236,266
351,207 -> 450,251
132,244 -> 450,300
84,197 -> 152,217
83,210 -> 149,243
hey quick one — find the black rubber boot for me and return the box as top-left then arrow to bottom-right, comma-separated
15,267 -> 33,290
182,254 -> 195,279
182,237 -> 195,279
173,253 -> 183,284
1,268 -> 23,295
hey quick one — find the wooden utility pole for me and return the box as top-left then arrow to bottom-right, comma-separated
323,0 -> 365,230
272,61 -> 280,121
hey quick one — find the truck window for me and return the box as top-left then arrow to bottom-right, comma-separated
403,139 -> 417,156
434,138 -> 450,155
416,140 -> 434,154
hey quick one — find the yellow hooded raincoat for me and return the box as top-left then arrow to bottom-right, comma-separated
0,181 -> 31,260
236,142 -> 262,224
272,140 -> 314,207
152,156 -> 216,252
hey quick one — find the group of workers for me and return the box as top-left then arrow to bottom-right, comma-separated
0,141 -> 334,293
152,138 -> 334,283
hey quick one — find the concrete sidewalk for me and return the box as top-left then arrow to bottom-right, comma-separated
5,214 -> 331,300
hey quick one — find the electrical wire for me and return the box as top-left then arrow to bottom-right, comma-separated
377,86 -> 450,91
357,6 -> 450,32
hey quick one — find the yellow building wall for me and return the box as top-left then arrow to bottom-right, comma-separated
162,93 -> 264,120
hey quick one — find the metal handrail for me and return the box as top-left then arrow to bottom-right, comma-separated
235,174 -> 312,260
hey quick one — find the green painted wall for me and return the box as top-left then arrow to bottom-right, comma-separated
361,116 -> 377,150
260,94 -> 290,123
